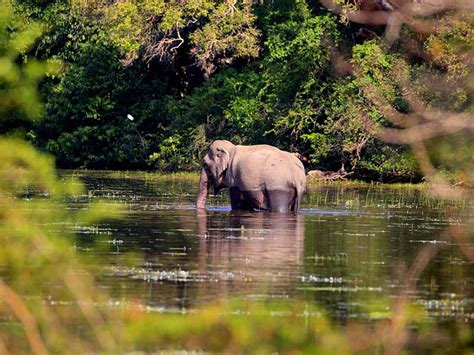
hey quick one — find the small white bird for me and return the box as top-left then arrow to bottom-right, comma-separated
127,114 -> 135,121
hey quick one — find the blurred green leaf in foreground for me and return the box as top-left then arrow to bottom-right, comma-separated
0,1 -> 123,352
0,0 -> 61,124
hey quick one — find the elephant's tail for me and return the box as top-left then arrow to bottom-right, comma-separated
297,188 -> 303,211
292,185 -> 303,212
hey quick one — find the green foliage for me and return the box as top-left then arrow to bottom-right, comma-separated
0,5 -> 123,352
119,295 -> 471,353
304,41 -> 403,175
148,125 -> 207,171
425,15 -> 472,82
426,132 -> 474,184
410,14 -> 473,182
101,0 -> 261,72
0,138 -> 124,353
0,0 -> 60,131
26,4 -> 170,169
358,145 -> 419,181
5,0 -> 471,182
174,17 -> 416,180
189,1 -> 260,71
302,132 -> 332,164
174,12 -> 340,150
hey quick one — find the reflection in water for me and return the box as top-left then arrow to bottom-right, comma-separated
195,210 -> 304,300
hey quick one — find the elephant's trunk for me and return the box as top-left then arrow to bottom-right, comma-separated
196,167 -> 209,209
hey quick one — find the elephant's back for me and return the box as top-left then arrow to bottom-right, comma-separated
231,146 -> 305,191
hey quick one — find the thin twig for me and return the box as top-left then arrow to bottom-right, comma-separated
385,241 -> 446,355
0,280 -> 49,355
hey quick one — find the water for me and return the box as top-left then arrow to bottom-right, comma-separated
66,171 -> 473,322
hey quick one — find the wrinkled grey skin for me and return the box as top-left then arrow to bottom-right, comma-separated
196,140 -> 306,213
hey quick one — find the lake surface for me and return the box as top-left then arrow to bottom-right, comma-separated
66,171 -> 473,322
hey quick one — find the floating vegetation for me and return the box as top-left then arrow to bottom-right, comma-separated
306,253 -> 349,265
109,267 -> 194,283
297,286 -> 384,293
416,296 -> 473,320
409,239 -> 450,244
104,238 -> 124,244
71,224 -> 116,235
300,275 -> 344,284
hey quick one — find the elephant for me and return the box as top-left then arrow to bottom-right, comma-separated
196,140 -> 306,212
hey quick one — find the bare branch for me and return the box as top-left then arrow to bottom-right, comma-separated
169,25 -> 184,52
319,0 -> 392,25
378,114 -> 474,144
385,241 -> 445,355
450,225 -> 474,263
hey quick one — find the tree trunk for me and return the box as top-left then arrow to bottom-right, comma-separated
196,167 -> 209,209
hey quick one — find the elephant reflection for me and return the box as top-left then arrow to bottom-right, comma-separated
195,209 -> 304,297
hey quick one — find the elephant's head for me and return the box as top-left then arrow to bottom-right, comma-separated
196,140 -> 236,208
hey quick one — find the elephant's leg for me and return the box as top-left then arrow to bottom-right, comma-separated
240,190 -> 266,211
229,187 -> 242,210
266,189 -> 296,213
229,187 -> 254,211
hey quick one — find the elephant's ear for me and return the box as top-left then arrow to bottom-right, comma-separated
215,147 -> 230,178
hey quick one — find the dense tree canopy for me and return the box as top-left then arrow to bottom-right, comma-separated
4,0 -> 473,182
